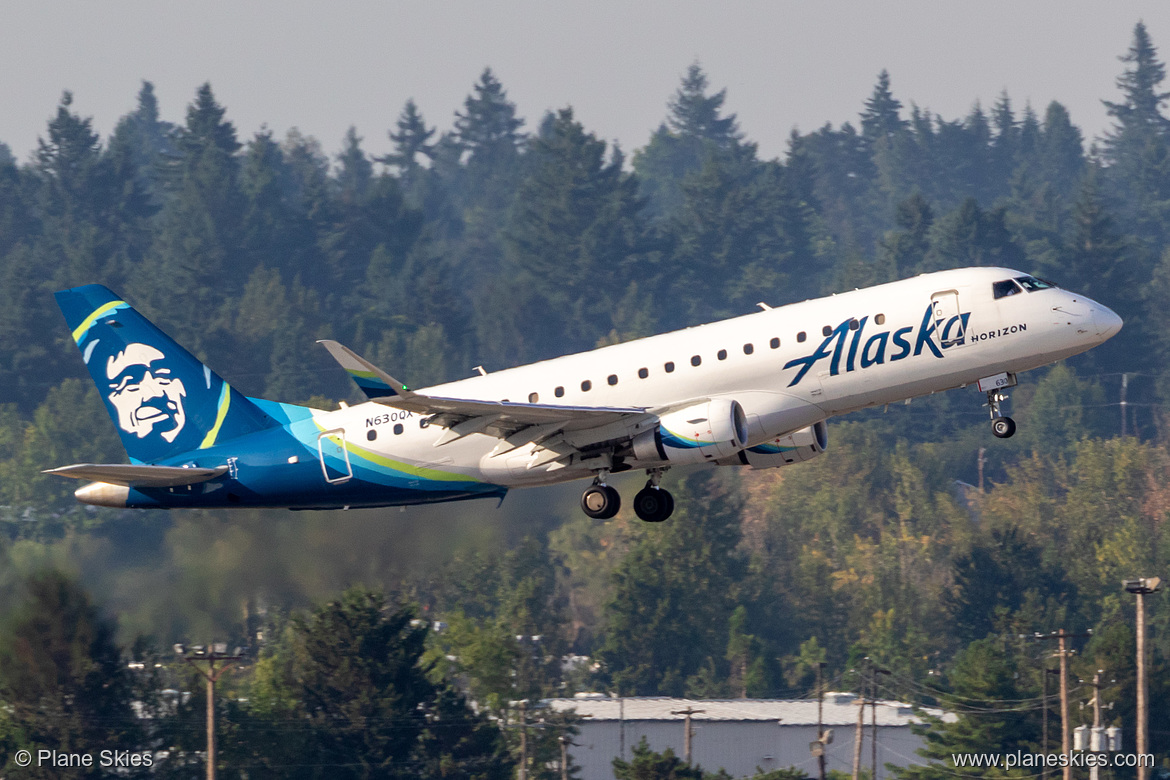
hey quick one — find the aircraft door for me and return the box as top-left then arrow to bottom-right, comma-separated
931,290 -> 967,350
316,428 -> 353,484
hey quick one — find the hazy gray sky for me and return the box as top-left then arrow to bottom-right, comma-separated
3,2 -> 1169,164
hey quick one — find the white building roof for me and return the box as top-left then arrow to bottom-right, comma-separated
545,694 -> 947,726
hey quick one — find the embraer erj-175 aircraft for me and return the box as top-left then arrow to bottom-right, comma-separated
47,268 -> 1121,523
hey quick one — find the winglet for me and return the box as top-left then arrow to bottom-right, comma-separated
317,340 -> 416,401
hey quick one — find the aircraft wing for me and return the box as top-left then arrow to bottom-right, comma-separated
318,340 -> 653,457
43,463 -> 229,487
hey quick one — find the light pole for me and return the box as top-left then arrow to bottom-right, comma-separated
175,643 -> 244,780
1124,577 -> 1161,780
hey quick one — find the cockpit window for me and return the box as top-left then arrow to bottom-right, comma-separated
1015,275 -> 1057,292
993,279 -> 1022,299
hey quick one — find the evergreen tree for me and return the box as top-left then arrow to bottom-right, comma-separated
633,63 -> 744,220
1101,22 -> 1170,249
244,588 -> 511,779
497,107 -> 644,362
667,152 -> 816,324
893,638 -> 1040,780
0,571 -> 142,778
1037,102 -> 1085,202
35,91 -> 104,220
452,67 -> 526,203
612,738 -> 705,780
137,83 -> 246,359
383,99 -> 435,195
989,92 -> 1019,187
860,69 -> 907,146
600,472 -> 746,696
925,198 -> 1022,271
1053,168 -> 1130,305
878,192 -> 933,278
944,528 -> 1073,645
1102,21 -> 1170,156
108,81 -> 176,208
665,63 -> 742,146
336,126 -> 373,202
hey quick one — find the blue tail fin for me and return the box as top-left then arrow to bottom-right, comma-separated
55,285 -> 276,463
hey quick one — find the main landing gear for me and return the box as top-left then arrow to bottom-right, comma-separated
580,468 -> 675,522
985,386 -> 1016,439
632,481 -> 674,523
580,480 -> 621,520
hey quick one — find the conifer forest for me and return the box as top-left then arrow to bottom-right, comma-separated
1,19 -> 1170,780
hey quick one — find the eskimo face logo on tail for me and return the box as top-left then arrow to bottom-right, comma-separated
106,344 -> 187,442
783,305 -> 971,387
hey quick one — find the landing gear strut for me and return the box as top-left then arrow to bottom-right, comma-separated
985,386 -> 1016,439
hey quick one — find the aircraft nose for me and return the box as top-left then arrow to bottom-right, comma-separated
1094,305 -> 1123,340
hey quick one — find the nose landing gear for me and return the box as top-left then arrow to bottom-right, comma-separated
985,386 -> 1016,439
991,415 -> 1016,438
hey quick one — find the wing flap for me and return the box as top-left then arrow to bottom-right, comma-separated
44,463 -> 228,488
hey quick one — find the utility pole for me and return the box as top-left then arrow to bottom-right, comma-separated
1124,577 -> 1162,780
1059,633 -> 1071,780
817,662 -> 827,780
1042,666 -> 1059,780
872,667 -> 890,780
852,661 -> 868,780
671,706 -> 705,764
617,694 -> 625,761
175,643 -> 244,780
558,735 -> 570,780
1033,631 -> 1092,780
1089,670 -> 1104,780
1120,373 -> 1128,437
517,700 -> 529,780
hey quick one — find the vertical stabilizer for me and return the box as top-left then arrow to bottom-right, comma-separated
55,285 -> 275,463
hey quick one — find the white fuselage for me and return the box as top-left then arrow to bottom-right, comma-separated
309,267 -> 1121,488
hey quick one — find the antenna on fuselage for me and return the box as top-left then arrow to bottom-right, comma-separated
473,365 -> 488,376
756,302 -> 772,311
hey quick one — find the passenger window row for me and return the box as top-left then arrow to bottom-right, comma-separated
529,314 -> 886,402
542,334 -> 781,399
366,423 -> 405,442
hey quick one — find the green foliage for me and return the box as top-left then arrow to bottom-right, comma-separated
0,570 -> 141,778
634,63 -> 744,221
612,737 -> 706,780
600,471 -> 746,696
239,587 -> 512,779
893,638 -> 1040,780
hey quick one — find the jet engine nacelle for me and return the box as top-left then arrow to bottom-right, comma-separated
724,420 -> 828,469
632,398 -> 748,465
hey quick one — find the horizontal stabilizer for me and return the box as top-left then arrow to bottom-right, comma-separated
43,463 -> 228,488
